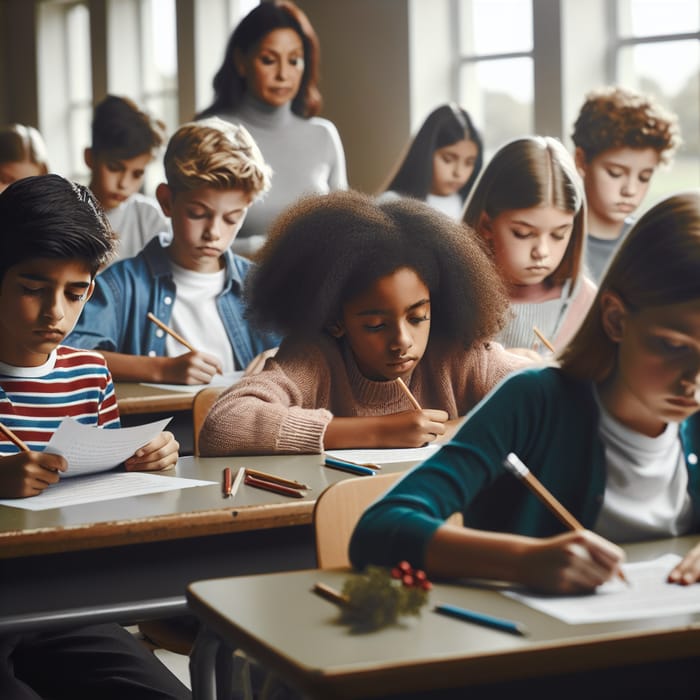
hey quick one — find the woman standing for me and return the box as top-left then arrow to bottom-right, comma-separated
197,1 -> 347,256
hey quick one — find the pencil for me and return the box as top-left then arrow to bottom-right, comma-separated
532,325 -> 556,353
434,603 -> 527,636
321,454 -> 381,470
312,582 -> 351,608
244,473 -> 305,498
146,312 -> 197,353
396,377 -> 422,410
503,453 -> 629,585
222,467 -> 232,497
323,458 -> 376,477
228,467 -> 246,499
245,468 -> 309,490
0,421 -> 30,452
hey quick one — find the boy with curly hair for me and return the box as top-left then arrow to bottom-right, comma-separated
68,117 -> 277,385
572,85 -> 680,281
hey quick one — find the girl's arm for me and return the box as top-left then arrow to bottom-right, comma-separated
324,409 -> 449,449
426,523 -> 624,594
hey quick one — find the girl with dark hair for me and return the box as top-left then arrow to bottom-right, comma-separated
379,104 -> 483,219
199,189 -> 528,456
197,1 -> 347,255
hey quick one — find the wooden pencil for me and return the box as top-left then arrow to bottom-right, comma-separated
503,452 -> 629,585
0,421 -> 30,452
532,325 -> 556,353
146,312 -> 197,353
245,468 -> 309,490
396,377 -> 422,410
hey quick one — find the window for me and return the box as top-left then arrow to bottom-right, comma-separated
456,0 -> 534,155
612,0 -> 700,205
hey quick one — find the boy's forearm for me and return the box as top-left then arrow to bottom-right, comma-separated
97,350 -> 165,382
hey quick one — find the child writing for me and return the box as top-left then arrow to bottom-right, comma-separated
85,94 -> 169,262
67,117 -> 278,385
0,123 -> 49,193
0,174 -> 188,699
199,190 -> 529,456
572,85 -> 680,282
350,191 -> 700,696
462,136 -> 596,355
378,103 -> 483,220
351,189 -> 700,590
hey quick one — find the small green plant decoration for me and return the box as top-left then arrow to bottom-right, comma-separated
313,561 -> 432,631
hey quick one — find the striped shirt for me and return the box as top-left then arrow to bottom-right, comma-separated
0,346 -> 120,455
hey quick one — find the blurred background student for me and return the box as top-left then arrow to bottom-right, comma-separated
85,95 -> 168,263
0,124 -> 49,193
196,0 -> 347,257
378,103 -> 483,220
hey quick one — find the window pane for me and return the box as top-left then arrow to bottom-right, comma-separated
142,0 -> 177,95
617,0 -> 700,38
459,57 -> 534,155
460,0 -> 532,56
617,41 -> 700,204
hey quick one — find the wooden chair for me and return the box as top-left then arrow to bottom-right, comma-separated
192,386 -> 225,456
313,472 -> 404,569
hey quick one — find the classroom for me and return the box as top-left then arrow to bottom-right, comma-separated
1,1 -> 700,698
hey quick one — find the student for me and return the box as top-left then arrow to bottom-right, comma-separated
378,103 -> 483,220
0,124 -> 49,193
462,136 -> 596,355
196,0 -> 347,256
0,174 -> 188,699
350,192 -> 700,697
85,94 -> 168,262
198,190 -> 529,456
351,189 -> 700,589
572,85 -> 680,282
66,117 -> 277,385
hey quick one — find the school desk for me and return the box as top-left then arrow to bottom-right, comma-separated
187,535 -> 700,700
0,453 -> 418,636
114,382 -> 197,415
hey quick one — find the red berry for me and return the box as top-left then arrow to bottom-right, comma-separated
391,567 -> 402,579
414,570 -> 427,582
402,574 -> 414,587
398,561 -> 412,573
421,580 -> 433,591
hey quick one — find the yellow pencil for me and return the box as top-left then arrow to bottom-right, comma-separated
396,377 -> 422,410
533,325 -> 556,353
0,421 -> 30,452
147,312 -> 197,353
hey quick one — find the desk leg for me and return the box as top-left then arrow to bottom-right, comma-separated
190,627 -> 221,700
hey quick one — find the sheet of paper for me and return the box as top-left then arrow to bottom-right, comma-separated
44,417 -> 171,477
504,554 -> 700,623
0,472 -> 215,511
325,445 -> 440,465
141,371 -> 244,393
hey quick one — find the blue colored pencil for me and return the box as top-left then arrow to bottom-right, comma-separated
434,603 -> 527,636
323,457 -> 376,476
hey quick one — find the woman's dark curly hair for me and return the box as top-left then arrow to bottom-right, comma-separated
245,190 -> 509,347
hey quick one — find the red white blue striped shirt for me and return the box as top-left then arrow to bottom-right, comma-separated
0,345 -> 120,455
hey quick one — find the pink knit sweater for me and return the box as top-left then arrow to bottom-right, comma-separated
199,334 -> 528,456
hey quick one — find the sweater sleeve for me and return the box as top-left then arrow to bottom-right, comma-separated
198,341 -> 334,456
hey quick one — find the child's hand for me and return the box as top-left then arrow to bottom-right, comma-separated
667,543 -> 700,585
378,409 -> 449,447
519,530 -> 625,594
124,431 -> 179,472
161,351 -> 223,385
0,451 -> 67,498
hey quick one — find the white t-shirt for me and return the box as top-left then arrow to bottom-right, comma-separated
106,193 -> 169,263
165,262 -> 236,373
593,389 -> 693,542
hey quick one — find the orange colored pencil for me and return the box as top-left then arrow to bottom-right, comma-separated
146,312 -> 197,353
0,421 -> 30,452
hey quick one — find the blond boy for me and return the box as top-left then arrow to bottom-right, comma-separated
67,117 -> 277,384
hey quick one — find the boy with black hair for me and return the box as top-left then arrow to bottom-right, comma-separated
85,94 -> 168,262
0,174 -> 188,698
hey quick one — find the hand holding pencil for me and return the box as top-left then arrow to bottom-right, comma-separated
0,421 -> 67,498
503,453 -> 628,591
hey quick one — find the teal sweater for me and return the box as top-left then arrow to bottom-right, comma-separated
349,367 -> 700,569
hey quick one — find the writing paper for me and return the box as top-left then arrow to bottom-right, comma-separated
0,471 -> 214,511
325,445 -> 440,465
504,554 -> 700,623
45,417 -> 171,477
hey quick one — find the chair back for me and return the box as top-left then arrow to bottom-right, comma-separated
312,472 -> 403,569
192,387 -> 225,456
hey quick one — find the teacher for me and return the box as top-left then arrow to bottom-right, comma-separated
197,0 -> 347,256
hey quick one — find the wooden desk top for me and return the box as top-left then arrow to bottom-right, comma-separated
0,454 -> 417,559
114,382 -> 199,415
187,536 -> 700,699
